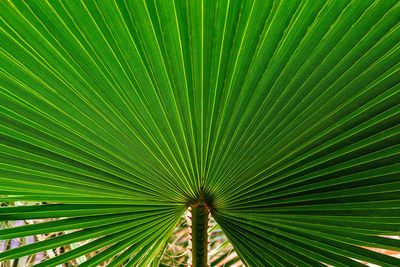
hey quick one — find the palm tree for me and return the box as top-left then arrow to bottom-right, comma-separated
1,0 -> 399,266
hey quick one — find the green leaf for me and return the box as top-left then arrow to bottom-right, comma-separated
1,0 -> 399,266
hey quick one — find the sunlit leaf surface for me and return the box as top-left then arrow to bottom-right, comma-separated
1,0 -> 399,266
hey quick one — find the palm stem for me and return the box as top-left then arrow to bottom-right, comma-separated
190,203 -> 209,267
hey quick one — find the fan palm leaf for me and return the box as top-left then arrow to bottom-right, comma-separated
1,0 -> 399,266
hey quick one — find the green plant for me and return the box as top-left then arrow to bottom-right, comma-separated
1,0 -> 399,266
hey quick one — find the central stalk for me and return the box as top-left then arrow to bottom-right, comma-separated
189,202 -> 210,267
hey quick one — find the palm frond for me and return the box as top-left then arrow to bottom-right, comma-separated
1,0 -> 399,266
